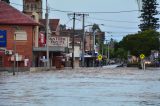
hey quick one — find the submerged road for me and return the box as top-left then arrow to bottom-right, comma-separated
0,67 -> 160,106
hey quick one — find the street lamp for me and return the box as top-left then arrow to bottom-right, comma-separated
81,24 -> 104,67
107,41 -> 110,64
104,40 -> 110,65
81,24 -> 94,67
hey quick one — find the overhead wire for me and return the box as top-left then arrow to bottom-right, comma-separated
9,2 -> 141,37
10,2 -> 140,14
87,16 -> 139,24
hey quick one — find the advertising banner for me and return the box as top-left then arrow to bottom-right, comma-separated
48,36 -> 69,47
0,30 -> 7,47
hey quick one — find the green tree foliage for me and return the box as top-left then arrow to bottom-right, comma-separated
115,48 -> 128,59
1,0 -> 10,4
139,0 -> 159,31
118,30 -> 160,57
59,24 -> 66,30
92,24 -> 101,32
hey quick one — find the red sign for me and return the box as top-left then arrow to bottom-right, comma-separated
38,32 -> 46,47
0,51 -> 4,55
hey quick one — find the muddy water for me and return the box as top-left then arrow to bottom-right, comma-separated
0,68 -> 160,106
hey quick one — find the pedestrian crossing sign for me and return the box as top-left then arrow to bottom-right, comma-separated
98,54 -> 102,61
140,54 -> 145,59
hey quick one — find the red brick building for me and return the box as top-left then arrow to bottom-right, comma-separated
0,1 -> 39,69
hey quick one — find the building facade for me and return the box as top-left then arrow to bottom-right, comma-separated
0,1 -> 39,70
23,0 -> 43,19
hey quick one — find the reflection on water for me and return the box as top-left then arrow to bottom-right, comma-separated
0,68 -> 160,106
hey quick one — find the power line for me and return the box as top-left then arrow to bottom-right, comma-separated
105,31 -> 138,34
76,19 -> 139,29
88,16 -> 139,24
10,2 -> 140,14
73,16 -> 140,29
103,25 -> 138,29
73,10 -> 139,14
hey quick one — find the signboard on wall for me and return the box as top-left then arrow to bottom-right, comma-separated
48,36 -> 69,47
0,30 -> 7,47
38,32 -> 46,47
15,31 -> 27,40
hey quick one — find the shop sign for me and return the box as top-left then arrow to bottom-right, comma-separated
48,36 -> 69,47
15,31 -> 27,40
0,30 -> 7,47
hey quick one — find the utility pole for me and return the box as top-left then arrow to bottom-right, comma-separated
13,33 -> 16,75
81,14 -> 89,67
45,0 -> 50,69
71,13 -> 76,69
105,40 -> 108,65
68,13 -> 76,69
107,41 -> 110,64
68,13 -> 88,68
92,30 -> 97,67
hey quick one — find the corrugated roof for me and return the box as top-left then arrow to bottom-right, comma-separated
40,19 -> 59,31
0,1 -> 39,25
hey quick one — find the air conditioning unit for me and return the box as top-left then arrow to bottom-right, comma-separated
5,50 -> 13,55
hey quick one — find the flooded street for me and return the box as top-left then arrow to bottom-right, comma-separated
0,67 -> 160,106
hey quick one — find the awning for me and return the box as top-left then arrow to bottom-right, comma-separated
33,46 -> 66,52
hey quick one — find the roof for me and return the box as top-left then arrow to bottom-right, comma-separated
40,19 -> 59,31
0,1 -> 39,26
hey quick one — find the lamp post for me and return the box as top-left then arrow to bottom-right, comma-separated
82,24 -> 104,67
107,41 -> 110,64
92,30 -> 97,67
105,40 -> 110,65
81,24 -> 93,67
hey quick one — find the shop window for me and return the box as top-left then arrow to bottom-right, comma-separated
35,4 -> 37,11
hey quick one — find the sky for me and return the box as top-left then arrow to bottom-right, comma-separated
10,0 -> 160,41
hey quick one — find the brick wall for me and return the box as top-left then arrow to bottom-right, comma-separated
0,25 -> 34,67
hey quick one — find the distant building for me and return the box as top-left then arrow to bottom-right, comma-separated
23,0 -> 43,19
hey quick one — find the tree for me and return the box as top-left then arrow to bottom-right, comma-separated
1,0 -> 10,4
92,24 -> 101,32
115,48 -> 128,60
139,0 -> 159,31
118,30 -> 160,57
59,24 -> 66,31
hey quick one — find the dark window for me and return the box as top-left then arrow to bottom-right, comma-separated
31,4 -> 34,11
0,56 -> 3,67
35,4 -> 37,11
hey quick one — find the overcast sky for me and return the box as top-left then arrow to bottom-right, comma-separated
10,0 -> 160,41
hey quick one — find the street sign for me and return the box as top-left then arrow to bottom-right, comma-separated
98,54 -> 102,61
140,54 -> 145,59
